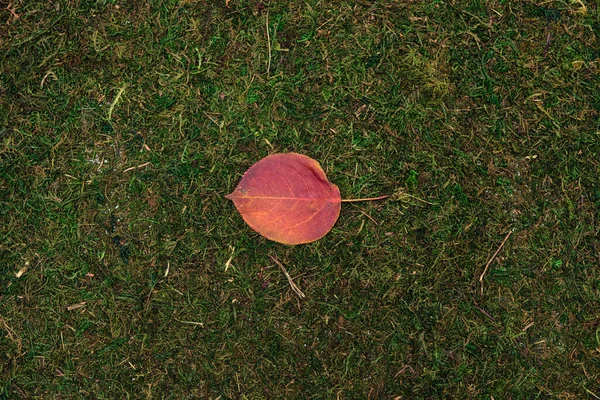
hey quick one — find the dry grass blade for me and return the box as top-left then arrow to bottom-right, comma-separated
340,195 -> 389,203
66,302 -> 87,311
480,230 -> 513,295
175,319 -> 204,328
107,84 -> 127,121
269,254 -> 305,299
266,11 -> 271,78
123,162 -> 151,173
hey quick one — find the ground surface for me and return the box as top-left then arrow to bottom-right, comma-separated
1,1 -> 599,398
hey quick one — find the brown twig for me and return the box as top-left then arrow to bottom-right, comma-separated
473,301 -> 495,321
479,230 -> 513,295
269,255 -> 305,299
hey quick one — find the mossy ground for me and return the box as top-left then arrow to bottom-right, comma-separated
1,1 -> 599,398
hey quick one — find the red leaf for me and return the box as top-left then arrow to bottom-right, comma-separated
226,153 -> 341,244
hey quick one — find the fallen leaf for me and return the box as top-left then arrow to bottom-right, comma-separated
226,153 -> 341,244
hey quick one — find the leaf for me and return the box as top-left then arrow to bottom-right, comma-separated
226,153 -> 341,245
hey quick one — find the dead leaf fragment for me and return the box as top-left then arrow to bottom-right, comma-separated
15,264 -> 28,278
66,302 -> 87,311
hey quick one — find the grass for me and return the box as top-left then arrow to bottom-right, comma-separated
1,0 -> 599,398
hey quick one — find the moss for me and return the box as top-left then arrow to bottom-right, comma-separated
1,0 -> 599,398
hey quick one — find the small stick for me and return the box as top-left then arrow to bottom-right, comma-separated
479,230 -> 513,295
542,32 -> 552,57
123,162 -> 151,173
473,301 -> 495,321
175,319 -> 204,327
359,210 -> 378,225
394,191 -> 438,205
585,387 -> 600,400
341,195 -> 389,203
265,12 -> 271,78
269,255 -> 305,299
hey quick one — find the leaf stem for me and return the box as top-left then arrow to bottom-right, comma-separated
341,195 -> 389,203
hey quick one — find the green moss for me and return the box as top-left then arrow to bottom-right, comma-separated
1,0 -> 599,398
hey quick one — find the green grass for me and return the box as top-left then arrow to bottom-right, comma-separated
1,0 -> 599,398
